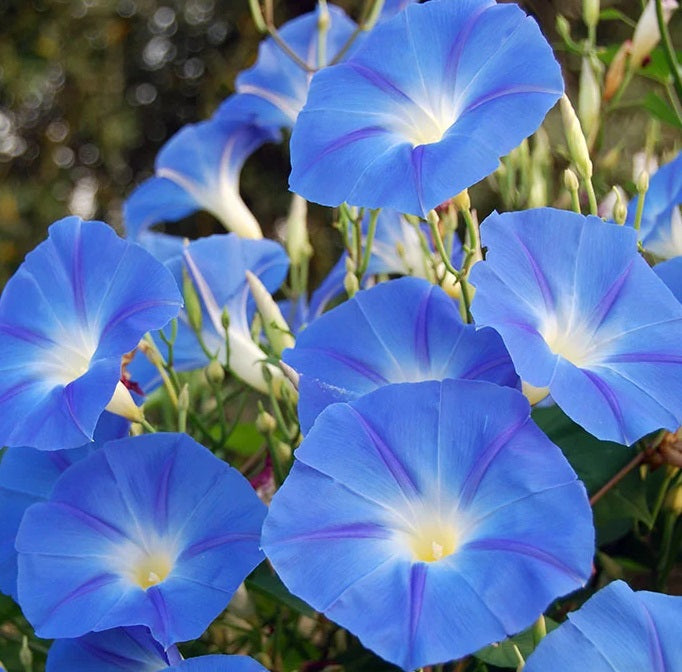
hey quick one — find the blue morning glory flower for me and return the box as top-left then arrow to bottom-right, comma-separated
0,413 -> 128,600
0,217 -> 181,451
234,5 -> 357,129
262,380 -> 594,670
124,96 -> 281,254
627,150 -> 682,259
47,626 -> 267,672
470,207 -> 682,445
131,233 -> 289,394
524,580 -> 682,671
289,0 -> 563,216
16,433 -> 266,648
284,277 -> 518,433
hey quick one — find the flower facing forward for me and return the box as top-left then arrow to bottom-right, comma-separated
289,0 -> 563,215
47,626 -> 268,672
524,580 -> 682,670
16,433 -> 266,648
283,277 -> 518,433
262,380 -> 594,670
0,217 -> 181,450
470,208 -> 682,445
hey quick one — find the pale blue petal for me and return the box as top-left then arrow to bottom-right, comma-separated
654,256 -> 682,302
171,655 -> 268,672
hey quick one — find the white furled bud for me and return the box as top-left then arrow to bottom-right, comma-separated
631,0 -> 679,68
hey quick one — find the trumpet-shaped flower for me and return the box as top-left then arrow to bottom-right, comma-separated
16,433 -> 266,647
524,580 -> 682,670
289,0 -> 563,216
234,6 -> 357,129
0,217 -> 181,450
263,380 -> 593,670
131,233 -> 289,394
124,96 -> 281,254
284,277 -> 518,433
627,150 -> 682,259
47,626 -> 267,672
0,413 -> 128,599
470,208 -> 682,445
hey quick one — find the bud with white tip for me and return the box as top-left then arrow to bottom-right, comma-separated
246,270 -> 295,357
631,0 -> 679,68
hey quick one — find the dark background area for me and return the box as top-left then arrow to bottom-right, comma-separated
0,0 -> 670,285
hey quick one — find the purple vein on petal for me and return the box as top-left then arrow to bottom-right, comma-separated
464,538 -> 585,582
51,501 -> 130,544
586,259 -> 634,334
153,450 -> 175,533
641,602 -> 666,672
299,125 -> 387,173
458,417 -> 528,508
349,406 -> 420,499
346,62 -> 416,106
38,573 -> 120,629
180,533 -> 262,559
297,347 -> 390,386
275,523 -> 393,545
407,562 -> 427,666
582,368 -> 625,433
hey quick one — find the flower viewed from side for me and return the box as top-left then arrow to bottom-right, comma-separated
524,580 -> 682,670
627,150 -> 682,259
234,5 -> 357,129
47,626 -> 268,672
0,217 -> 181,450
124,95 -> 281,253
262,380 -> 594,670
16,433 -> 267,647
289,0 -> 563,215
284,277 -> 518,433
133,233 -> 289,394
470,208 -> 682,445
0,413 -> 128,599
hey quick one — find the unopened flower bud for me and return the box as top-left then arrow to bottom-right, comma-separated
274,439 -> 292,463
578,58 -> 602,141
256,409 -> 277,434
205,358 -> 226,384
631,0 -> 679,68
632,151 -> 658,183
664,484 -> 682,514
564,168 -> 580,193
344,271 -> 359,297
130,422 -> 144,436
182,268 -> 203,334
613,187 -> 628,225
583,0 -> 600,30
604,41 -> 631,101
177,383 -> 190,413
636,170 -> 650,195
285,194 -> 312,266
452,189 -> 471,212
556,14 -> 572,44
560,94 -> 593,180
19,637 -> 32,672
344,255 -> 356,274
317,0 -> 331,31
246,270 -> 295,357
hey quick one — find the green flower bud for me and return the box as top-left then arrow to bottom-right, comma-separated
205,358 -> 226,384
182,268 -> 203,334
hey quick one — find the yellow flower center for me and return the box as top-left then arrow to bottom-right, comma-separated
129,552 -> 173,590
407,521 -> 458,563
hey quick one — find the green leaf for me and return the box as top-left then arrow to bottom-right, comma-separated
246,563 -> 316,617
476,619 -> 558,668
224,423 -> 263,456
642,92 -> 682,129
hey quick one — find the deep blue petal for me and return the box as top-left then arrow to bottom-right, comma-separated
289,0 -> 562,215
263,380 -> 593,669
0,217 -> 181,449
47,626 -> 169,672
284,277 -> 518,433
654,256 -> 682,302
524,581 -> 682,671
471,207 -> 682,444
17,433 -> 265,647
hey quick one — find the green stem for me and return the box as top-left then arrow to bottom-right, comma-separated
140,418 -> 157,434
632,186 -> 647,233
590,449 -> 647,506
656,0 -> 682,104
585,177 -> 599,216
357,208 -> 380,281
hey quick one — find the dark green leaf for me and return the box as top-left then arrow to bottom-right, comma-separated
642,92 -> 682,129
246,563 -> 316,618
476,619 -> 558,668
